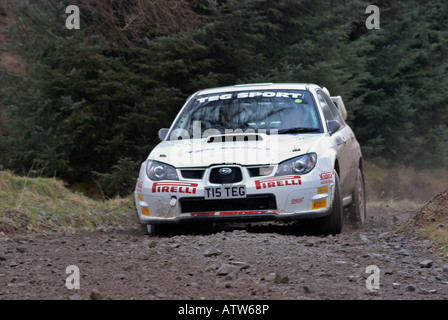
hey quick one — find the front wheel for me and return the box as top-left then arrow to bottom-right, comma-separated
319,170 -> 343,235
143,223 -> 156,236
348,167 -> 367,227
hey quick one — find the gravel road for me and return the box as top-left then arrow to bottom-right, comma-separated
1,206 -> 447,301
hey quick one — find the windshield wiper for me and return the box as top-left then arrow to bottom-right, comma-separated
277,127 -> 320,134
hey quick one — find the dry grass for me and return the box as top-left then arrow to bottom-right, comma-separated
0,170 -> 138,235
364,162 -> 448,259
364,162 -> 448,203
397,188 -> 448,259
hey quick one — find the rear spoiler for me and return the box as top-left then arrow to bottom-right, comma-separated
330,96 -> 348,120
322,87 -> 348,120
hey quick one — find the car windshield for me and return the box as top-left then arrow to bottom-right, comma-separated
170,90 -> 322,139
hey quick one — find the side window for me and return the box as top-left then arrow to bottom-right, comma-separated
323,93 -> 344,123
317,92 -> 335,121
316,91 -> 343,129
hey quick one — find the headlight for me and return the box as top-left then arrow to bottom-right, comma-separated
275,153 -> 317,176
146,160 -> 179,181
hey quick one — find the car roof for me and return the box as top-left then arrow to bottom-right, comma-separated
195,83 -> 321,96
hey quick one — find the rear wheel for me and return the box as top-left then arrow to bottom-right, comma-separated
319,171 -> 343,235
348,167 -> 367,227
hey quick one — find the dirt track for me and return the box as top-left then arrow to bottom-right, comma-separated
1,206 -> 447,301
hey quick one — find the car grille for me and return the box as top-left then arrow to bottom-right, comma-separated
209,166 -> 243,184
247,166 -> 274,177
180,169 -> 205,180
179,194 -> 277,213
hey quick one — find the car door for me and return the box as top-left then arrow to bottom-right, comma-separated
324,94 -> 360,194
316,90 -> 355,199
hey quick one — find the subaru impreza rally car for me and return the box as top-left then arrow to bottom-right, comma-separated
135,83 -> 366,235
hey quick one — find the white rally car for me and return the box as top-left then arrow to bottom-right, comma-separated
135,83 -> 366,235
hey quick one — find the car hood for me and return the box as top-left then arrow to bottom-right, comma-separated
148,133 -> 324,167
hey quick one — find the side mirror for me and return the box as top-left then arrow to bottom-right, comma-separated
327,120 -> 341,135
158,128 -> 169,141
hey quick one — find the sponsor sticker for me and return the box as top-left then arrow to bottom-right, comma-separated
190,210 -> 277,217
255,175 -> 301,190
312,199 -> 327,210
317,186 -> 328,194
152,182 -> 198,194
319,172 -> 334,185
136,179 -> 143,193
141,207 -> 150,216
196,92 -> 305,104
137,194 -> 144,201
291,197 -> 304,204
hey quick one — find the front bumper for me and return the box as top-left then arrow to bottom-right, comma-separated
136,208 -> 331,225
134,166 -> 336,225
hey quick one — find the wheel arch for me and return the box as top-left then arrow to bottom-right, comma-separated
334,158 -> 340,177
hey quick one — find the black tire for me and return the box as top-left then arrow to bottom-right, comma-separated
144,224 -> 156,236
348,167 -> 367,227
319,170 -> 343,235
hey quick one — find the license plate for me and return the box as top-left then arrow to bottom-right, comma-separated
204,186 -> 246,199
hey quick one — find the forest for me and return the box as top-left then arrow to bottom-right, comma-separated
0,0 -> 447,197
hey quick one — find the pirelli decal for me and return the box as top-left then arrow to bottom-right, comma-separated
255,175 -> 301,190
152,182 -> 198,194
